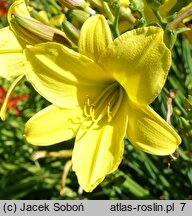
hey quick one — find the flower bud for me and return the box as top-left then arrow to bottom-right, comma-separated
164,29 -> 177,49
68,9 -> 90,28
183,96 -> 192,112
178,117 -> 190,130
129,0 -> 144,12
30,9 -> 50,25
62,20 -> 80,45
119,6 -> 136,25
58,0 -> 87,8
49,14 -> 66,28
10,14 -> 72,46
58,0 -> 95,14
105,0 -> 120,9
88,0 -> 103,12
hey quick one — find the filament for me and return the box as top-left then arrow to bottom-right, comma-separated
83,83 -> 124,125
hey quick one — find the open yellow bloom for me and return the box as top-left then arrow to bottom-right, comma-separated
24,15 -> 181,192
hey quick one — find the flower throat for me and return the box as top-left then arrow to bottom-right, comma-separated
83,83 -> 124,124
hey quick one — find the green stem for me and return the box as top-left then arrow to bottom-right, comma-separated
103,2 -> 114,23
103,2 -> 120,38
112,7 -> 120,38
153,9 -> 167,28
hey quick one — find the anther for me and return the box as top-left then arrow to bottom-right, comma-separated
86,95 -> 91,106
90,104 -> 97,122
83,95 -> 92,118
84,102 -> 91,118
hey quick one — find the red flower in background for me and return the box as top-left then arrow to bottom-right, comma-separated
0,0 -> 9,16
0,86 -> 29,116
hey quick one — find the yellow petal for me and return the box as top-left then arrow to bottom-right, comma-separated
0,27 -> 26,79
72,95 -> 128,192
79,15 -> 112,62
98,26 -> 171,105
25,42 -> 113,108
127,101 -> 181,156
8,0 -> 30,23
25,105 -> 83,145
8,1 -> 43,45
0,27 -> 23,51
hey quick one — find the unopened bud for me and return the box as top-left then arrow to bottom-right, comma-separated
68,9 -> 90,28
187,129 -> 192,137
58,0 -> 95,14
174,107 -> 182,116
183,96 -> 192,112
129,0 -> 144,12
11,14 -> 72,46
105,0 -> 120,9
164,29 -> 177,49
50,14 -> 66,28
88,0 -> 103,12
188,95 -> 192,105
178,117 -> 190,129
62,20 -> 80,45
58,0 -> 86,8
30,10 -> 50,25
119,6 -> 136,24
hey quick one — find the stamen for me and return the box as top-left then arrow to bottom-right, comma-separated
93,83 -> 118,105
108,86 -> 124,119
90,83 -> 118,120
83,83 -> 124,125
107,103 -> 112,122
83,96 -> 92,118
90,105 -> 97,122
86,95 -> 90,106
83,102 -> 91,118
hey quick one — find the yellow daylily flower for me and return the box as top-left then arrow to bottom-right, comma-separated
0,0 -> 39,120
0,27 -> 26,79
0,0 -> 72,119
24,15 -> 181,192
0,0 -> 71,79
0,0 -> 29,79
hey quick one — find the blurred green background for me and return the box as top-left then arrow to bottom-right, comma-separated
0,0 -> 192,199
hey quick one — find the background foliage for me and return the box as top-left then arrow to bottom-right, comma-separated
0,0 -> 192,199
